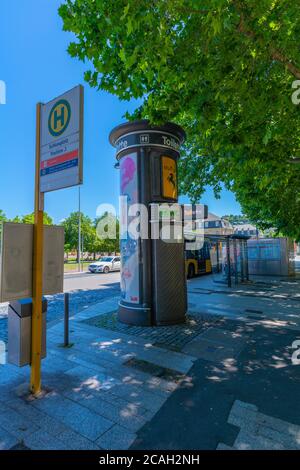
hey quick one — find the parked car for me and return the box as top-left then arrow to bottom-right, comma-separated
88,256 -> 121,274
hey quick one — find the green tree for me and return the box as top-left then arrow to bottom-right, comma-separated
62,212 -> 95,261
94,212 -> 120,254
11,216 -> 22,223
0,210 -> 7,223
59,0 -> 300,239
11,212 -> 53,225
64,243 -> 72,260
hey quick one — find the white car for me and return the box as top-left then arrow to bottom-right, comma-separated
88,256 -> 121,274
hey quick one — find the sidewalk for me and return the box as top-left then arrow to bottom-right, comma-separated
0,297 -> 197,450
0,275 -> 300,450
133,275 -> 300,450
133,315 -> 300,450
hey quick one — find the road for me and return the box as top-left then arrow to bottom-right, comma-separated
0,271 -> 121,343
64,270 -> 120,292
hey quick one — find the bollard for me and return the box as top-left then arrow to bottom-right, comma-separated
64,293 -> 70,347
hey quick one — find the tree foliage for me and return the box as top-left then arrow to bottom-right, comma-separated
62,212 -> 95,256
0,207 -> 120,256
0,210 -> 7,223
59,0 -> 300,239
62,211 -> 120,258
95,212 -> 120,254
11,212 -> 53,225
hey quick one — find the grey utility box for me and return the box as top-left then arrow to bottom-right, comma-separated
8,298 -> 47,367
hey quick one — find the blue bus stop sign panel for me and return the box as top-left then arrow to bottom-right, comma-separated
40,85 -> 83,193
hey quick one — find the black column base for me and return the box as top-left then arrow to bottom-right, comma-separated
118,302 -> 152,326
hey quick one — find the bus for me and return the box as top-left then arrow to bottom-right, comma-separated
185,239 -> 212,278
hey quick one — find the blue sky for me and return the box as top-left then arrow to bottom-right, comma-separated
0,0 -> 241,223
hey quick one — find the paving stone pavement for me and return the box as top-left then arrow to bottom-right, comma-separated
1,273 -> 299,450
187,275 -> 300,331
0,285 -> 120,344
84,311 -> 221,352
0,295 -> 199,450
217,400 -> 300,450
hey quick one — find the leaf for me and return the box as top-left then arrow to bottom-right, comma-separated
118,48 -> 126,62
121,3 -> 130,20
263,128 -> 272,145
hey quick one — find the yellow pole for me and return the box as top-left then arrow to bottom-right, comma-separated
30,102 -> 44,395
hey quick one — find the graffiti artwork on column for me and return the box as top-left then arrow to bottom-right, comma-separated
120,153 -> 140,304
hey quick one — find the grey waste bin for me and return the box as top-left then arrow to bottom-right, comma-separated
8,298 -> 47,367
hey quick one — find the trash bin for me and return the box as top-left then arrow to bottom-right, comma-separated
8,297 -> 47,367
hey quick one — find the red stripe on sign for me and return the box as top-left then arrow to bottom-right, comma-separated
41,149 -> 79,170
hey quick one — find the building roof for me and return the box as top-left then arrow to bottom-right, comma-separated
207,212 -> 222,221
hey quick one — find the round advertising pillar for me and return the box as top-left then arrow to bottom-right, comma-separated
109,120 -> 186,326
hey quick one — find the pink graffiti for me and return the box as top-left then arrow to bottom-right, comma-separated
121,157 -> 136,193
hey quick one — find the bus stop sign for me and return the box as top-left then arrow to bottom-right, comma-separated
40,85 -> 84,193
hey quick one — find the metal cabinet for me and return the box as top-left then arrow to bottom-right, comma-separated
8,298 -> 47,367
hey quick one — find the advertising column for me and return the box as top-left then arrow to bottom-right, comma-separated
110,120 -> 186,326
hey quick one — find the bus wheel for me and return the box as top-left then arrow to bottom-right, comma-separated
188,264 -> 195,279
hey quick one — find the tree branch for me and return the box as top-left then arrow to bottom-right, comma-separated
236,7 -> 300,79
270,49 -> 300,80
174,1 -> 300,79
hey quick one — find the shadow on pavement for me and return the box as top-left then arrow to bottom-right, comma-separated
132,317 -> 300,450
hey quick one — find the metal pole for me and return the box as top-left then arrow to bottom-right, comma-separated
78,186 -> 81,272
216,241 -> 220,273
226,237 -> 232,288
81,234 -> 84,271
30,103 -> 44,395
64,293 -> 69,347
245,240 -> 249,281
240,240 -> 245,282
233,239 -> 238,285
